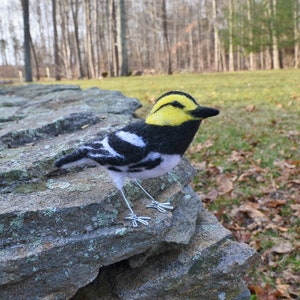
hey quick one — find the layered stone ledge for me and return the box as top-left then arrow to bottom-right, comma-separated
0,85 -> 260,299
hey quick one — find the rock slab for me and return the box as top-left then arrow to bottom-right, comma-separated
0,84 -> 260,299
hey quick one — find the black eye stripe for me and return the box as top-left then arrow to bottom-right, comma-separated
171,101 -> 185,109
153,101 -> 185,114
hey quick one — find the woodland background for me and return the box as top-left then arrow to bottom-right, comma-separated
0,0 -> 299,82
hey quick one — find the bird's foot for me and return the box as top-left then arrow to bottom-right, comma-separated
146,200 -> 174,213
125,214 -> 151,227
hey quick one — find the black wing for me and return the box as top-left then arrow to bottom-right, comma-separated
85,121 -> 150,166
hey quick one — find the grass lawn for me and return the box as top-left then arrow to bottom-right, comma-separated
47,69 -> 300,298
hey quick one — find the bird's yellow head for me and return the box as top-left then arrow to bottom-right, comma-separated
145,91 -> 219,126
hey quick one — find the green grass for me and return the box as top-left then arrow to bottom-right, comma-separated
43,69 -> 300,297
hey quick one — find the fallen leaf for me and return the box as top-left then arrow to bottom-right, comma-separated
271,214 -> 283,224
193,161 -> 206,171
244,104 -> 256,112
275,284 -> 291,298
248,283 -> 278,300
188,139 -> 214,153
265,198 -> 287,208
286,130 -> 300,138
276,227 -> 289,232
274,160 -> 296,169
290,204 -> 300,211
265,223 -> 289,232
237,166 -> 263,182
271,242 -> 294,254
288,179 -> 300,185
239,203 -> 269,224
206,164 -> 221,176
200,189 -> 219,202
281,269 -> 299,283
216,174 -> 234,194
255,175 -> 265,182
228,150 -> 248,162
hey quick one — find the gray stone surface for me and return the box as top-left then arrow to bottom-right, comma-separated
0,84 -> 260,300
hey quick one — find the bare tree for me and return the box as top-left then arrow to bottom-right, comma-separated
116,0 -> 128,76
84,0 -> 95,78
21,0 -> 32,82
162,0 -> 172,74
29,33 -> 40,80
11,28 -> 21,67
267,0 -> 280,69
92,0 -> 100,78
228,0 -> 234,71
71,0 -> 84,78
247,0 -> 255,70
212,0 -> 220,71
196,7 -> 204,71
0,19 -> 9,66
107,0 -> 118,76
0,39 -> 8,66
294,0 -> 299,68
52,0 -> 61,80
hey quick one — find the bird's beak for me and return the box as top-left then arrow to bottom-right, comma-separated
190,106 -> 220,119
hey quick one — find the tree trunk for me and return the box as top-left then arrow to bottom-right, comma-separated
29,33 -> 40,80
52,0 -> 61,80
116,0 -> 129,76
93,0 -> 100,78
196,13 -> 204,72
10,23 -> 21,67
59,0 -> 72,79
247,0 -> 255,70
35,1 -> 47,73
162,0 -> 172,75
212,0 -> 219,72
187,23 -> 195,71
228,0 -> 234,71
84,0 -> 95,78
0,40 -> 8,66
294,0 -> 299,68
107,0 -> 117,77
70,0 -> 84,79
268,0 -> 280,69
21,0 -> 32,82
221,42 -> 227,71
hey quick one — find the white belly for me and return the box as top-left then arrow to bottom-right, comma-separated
127,154 -> 181,180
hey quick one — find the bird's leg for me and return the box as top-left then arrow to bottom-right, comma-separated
134,180 -> 174,213
120,188 -> 151,227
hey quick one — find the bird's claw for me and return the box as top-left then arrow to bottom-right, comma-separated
146,200 -> 174,213
125,214 -> 151,227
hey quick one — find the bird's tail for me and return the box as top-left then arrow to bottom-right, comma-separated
54,147 -> 89,168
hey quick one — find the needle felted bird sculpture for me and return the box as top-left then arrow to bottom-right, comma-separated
55,91 -> 219,227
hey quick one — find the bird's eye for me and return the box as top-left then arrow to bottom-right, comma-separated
171,101 -> 185,109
